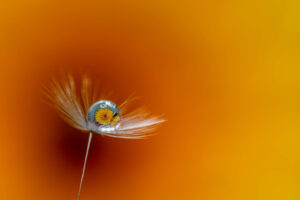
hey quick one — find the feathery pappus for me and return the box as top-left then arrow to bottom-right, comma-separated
43,74 -> 165,200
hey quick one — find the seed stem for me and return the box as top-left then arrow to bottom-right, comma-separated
77,132 -> 93,200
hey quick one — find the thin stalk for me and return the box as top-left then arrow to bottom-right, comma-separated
77,132 -> 93,200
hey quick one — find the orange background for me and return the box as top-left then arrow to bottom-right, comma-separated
0,1 -> 299,200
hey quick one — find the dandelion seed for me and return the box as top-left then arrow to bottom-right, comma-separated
44,74 -> 165,200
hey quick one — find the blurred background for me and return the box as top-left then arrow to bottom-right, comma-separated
0,0 -> 299,200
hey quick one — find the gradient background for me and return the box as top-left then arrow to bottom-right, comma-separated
0,0 -> 299,200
